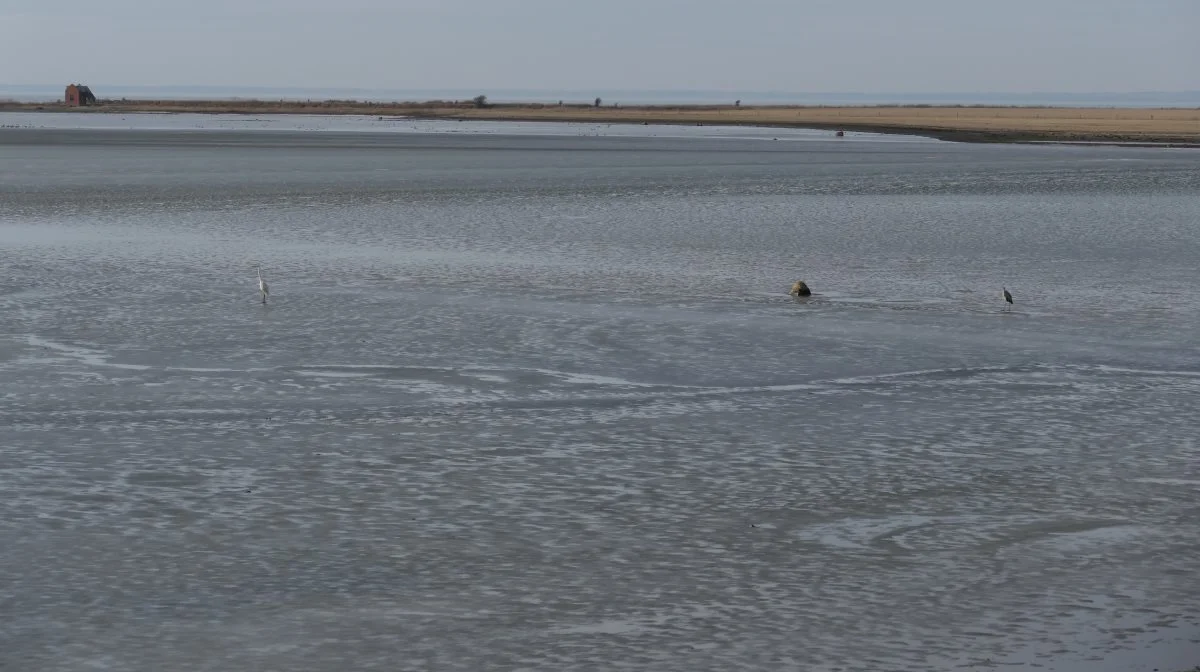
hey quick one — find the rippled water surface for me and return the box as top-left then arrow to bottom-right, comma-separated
2,114 -> 1199,671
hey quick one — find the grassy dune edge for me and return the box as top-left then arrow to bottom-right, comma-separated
2,99 -> 1199,145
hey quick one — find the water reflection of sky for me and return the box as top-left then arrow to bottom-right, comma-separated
0,111 -> 934,143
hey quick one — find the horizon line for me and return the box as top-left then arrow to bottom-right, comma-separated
3,84 -> 1200,97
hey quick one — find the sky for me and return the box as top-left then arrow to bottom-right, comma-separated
1,0 -> 1196,95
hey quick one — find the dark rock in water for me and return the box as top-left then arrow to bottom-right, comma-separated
790,280 -> 812,297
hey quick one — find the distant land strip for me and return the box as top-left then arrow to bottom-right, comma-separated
2,99 -> 1199,146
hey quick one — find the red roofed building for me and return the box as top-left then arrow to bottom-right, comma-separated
65,84 -> 97,107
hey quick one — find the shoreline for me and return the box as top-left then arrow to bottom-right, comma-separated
407,112 -> 1200,147
2,100 -> 1198,146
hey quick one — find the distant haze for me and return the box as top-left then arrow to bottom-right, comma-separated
1,0 -> 1197,100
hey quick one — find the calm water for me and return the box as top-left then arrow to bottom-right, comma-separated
2,113 -> 1199,672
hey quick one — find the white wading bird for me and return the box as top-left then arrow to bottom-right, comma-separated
257,265 -> 270,304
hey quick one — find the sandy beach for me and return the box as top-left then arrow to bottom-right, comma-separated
2,99 -> 1198,145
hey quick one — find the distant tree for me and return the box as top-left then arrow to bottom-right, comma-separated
594,97 -> 602,108
472,94 -> 488,108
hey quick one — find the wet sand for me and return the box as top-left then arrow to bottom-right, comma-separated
3,99 -> 1198,145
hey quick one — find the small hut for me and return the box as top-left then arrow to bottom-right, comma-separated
64,84 -> 97,107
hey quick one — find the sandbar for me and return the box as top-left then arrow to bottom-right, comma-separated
2,99 -> 1198,146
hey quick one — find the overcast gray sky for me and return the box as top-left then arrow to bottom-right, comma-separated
2,0 -> 1196,93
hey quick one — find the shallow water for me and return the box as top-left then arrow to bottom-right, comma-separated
2,114 -> 1199,671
